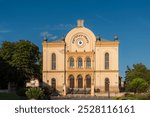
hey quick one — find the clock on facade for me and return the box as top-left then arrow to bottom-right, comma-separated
77,39 -> 84,46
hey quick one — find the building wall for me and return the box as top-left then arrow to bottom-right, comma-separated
42,20 -> 120,95
43,42 -> 65,92
94,42 -> 119,92
43,42 -> 65,72
95,43 -> 119,71
95,72 -> 119,92
43,72 -> 64,91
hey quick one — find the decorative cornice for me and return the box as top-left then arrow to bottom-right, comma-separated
96,41 -> 119,47
42,42 -> 65,47
95,70 -> 119,72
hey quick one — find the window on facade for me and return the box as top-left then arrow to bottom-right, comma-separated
86,75 -> 91,88
69,75 -> 74,88
78,75 -> 83,88
78,57 -> 83,68
69,57 -> 74,68
105,53 -> 109,69
86,57 -> 91,68
51,78 -> 56,91
52,53 -> 56,70
105,78 -> 110,92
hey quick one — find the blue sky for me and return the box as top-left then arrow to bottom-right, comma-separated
0,0 -> 150,78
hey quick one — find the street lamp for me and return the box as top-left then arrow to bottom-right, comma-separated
106,80 -> 110,98
108,81 -> 110,98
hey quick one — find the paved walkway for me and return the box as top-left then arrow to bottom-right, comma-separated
51,95 -> 112,100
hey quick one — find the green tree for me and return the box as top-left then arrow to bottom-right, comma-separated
127,78 -> 149,94
125,63 -> 150,87
0,41 -> 15,63
11,40 -> 40,79
0,40 -> 41,88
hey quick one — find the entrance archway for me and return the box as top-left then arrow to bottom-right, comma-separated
86,75 -> 91,88
51,78 -> 56,91
77,75 -> 83,88
69,75 -> 74,88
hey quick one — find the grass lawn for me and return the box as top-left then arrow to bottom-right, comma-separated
115,93 -> 150,100
0,92 -> 20,100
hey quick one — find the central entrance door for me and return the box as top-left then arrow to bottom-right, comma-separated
77,75 -> 83,88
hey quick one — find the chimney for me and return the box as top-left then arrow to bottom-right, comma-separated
77,19 -> 84,27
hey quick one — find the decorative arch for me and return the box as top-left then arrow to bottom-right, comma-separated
86,57 -> 91,68
69,57 -> 74,68
51,53 -> 56,70
69,75 -> 74,88
77,75 -> 83,88
51,78 -> 56,90
64,22 -> 97,52
105,52 -> 109,69
86,75 -> 91,88
78,57 -> 83,68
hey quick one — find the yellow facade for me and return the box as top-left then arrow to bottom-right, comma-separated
42,20 -> 119,96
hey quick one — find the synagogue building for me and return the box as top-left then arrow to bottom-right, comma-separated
42,20 -> 120,96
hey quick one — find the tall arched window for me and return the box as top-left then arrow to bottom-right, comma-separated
69,57 -> 74,68
69,75 -> 74,88
86,75 -> 91,88
52,53 -> 56,70
86,57 -> 91,68
77,75 -> 83,88
105,53 -> 109,69
51,78 -> 56,90
105,78 -> 110,92
78,57 -> 83,68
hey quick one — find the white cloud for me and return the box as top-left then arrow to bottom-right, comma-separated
50,35 -> 58,40
40,31 -> 58,40
40,31 -> 52,37
0,30 -> 11,33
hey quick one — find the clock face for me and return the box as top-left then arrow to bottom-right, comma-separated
78,39 -> 83,46
72,33 -> 89,48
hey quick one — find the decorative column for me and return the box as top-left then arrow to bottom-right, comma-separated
91,78 -> 95,96
75,78 -> 78,88
66,78 -> 69,88
84,78 -> 86,93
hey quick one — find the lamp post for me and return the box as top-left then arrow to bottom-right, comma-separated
107,80 -> 110,99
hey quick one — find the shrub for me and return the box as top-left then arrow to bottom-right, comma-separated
127,78 -> 149,93
25,87 -> 44,100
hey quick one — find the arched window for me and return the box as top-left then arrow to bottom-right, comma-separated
51,53 -> 56,70
78,57 -> 83,68
105,78 -> 110,92
86,75 -> 91,88
69,75 -> 74,88
86,57 -> 91,68
105,53 -> 109,69
69,57 -> 74,68
51,78 -> 56,90
77,75 -> 83,88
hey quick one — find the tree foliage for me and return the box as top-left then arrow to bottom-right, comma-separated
127,78 -> 149,94
0,40 -> 41,88
125,63 -> 150,92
